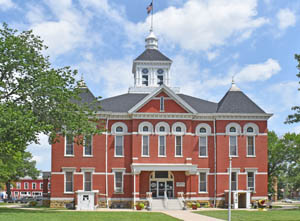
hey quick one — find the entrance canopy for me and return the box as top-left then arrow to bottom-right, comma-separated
131,163 -> 198,175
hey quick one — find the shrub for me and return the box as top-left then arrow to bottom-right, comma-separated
196,202 -> 201,208
29,201 -> 37,207
139,203 -> 145,209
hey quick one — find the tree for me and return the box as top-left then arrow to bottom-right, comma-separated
0,23 -> 103,192
286,54 -> 300,124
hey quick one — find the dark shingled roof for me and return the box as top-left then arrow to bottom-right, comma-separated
134,49 -> 171,61
177,94 -> 218,113
217,91 -> 265,114
71,87 -> 101,110
76,87 -> 266,114
99,93 -> 147,112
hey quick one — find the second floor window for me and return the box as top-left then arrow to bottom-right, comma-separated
199,136 -> 207,157
16,182 -> 21,189
84,135 -> 92,156
115,136 -> 123,156
159,136 -> 166,156
40,183 -> 43,190
175,136 -> 182,156
65,134 -> 74,156
24,182 -> 29,189
142,135 -> 149,156
247,136 -> 255,156
32,183 -> 36,190
229,136 -> 237,156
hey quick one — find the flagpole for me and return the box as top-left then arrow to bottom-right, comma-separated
151,0 -> 154,32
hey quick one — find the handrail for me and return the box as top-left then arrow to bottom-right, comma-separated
146,192 -> 152,210
164,191 -> 168,209
177,192 -> 186,210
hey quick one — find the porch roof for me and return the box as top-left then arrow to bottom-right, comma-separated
131,163 -> 198,174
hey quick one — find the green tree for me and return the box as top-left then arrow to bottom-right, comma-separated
0,23 -> 102,195
286,54 -> 300,124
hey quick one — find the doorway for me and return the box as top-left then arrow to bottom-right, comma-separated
149,171 -> 174,198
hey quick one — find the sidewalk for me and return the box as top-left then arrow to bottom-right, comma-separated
163,210 -> 223,221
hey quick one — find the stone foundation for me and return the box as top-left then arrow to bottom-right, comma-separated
50,200 -> 74,208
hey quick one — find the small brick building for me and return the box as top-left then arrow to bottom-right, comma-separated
50,31 -> 271,209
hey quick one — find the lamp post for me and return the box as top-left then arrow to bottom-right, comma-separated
228,157 -> 232,221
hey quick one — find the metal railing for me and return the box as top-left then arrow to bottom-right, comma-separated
164,191 -> 168,209
146,192 -> 152,211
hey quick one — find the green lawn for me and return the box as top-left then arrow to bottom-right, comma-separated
0,208 -> 180,221
196,209 -> 300,221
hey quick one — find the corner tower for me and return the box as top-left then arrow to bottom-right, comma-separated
129,30 -> 179,93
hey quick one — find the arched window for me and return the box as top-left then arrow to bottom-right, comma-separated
176,126 -> 181,132
116,126 -> 123,133
230,127 -> 236,133
199,127 -> 206,133
143,126 -> 149,132
247,127 -> 254,133
159,126 -> 165,132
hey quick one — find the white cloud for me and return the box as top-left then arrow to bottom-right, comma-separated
235,58 -> 281,82
277,8 -> 296,30
0,0 -> 15,11
127,0 -> 268,52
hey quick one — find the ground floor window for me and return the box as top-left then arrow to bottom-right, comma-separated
199,172 -> 207,192
231,172 -> 237,191
65,172 -> 73,193
247,172 -> 255,191
84,172 -> 92,191
114,171 -> 123,193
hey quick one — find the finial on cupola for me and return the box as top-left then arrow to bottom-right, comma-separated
78,73 -> 87,88
229,76 -> 241,91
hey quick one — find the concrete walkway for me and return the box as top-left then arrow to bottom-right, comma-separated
162,210 -> 223,221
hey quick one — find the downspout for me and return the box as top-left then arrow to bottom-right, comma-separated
105,117 -> 109,208
213,118 -> 217,207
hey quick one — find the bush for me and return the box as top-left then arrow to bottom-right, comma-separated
29,201 -> 37,207
139,203 -> 145,209
196,202 -> 201,208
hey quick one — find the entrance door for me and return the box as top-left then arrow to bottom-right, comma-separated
166,181 -> 173,198
158,181 -> 165,197
150,181 -> 157,198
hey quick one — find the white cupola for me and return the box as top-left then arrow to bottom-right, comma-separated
145,29 -> 158,50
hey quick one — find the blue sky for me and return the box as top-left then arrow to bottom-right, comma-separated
1,0 -> 300,171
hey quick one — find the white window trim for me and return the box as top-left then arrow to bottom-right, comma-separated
83,171 -> 93,192
229,135 -> 238,157
247,171 -> 256,192
83,135 -> 93,157
199,136 -> 208,157
172,122 -> 187,135
24,182 -> 29,190
160,96 -> 164,112
112,169 -> 126,194
64,135 -> 74,157
62,168 -> 76,194
111,122 -> 128,134
231,171 -> 238,191
32,182 -> 36,190
246,136 -> 256,157
195,123 -> 212,135
225,122 -> 241,135
158,135 -> 166,157
243,123 -> 259,135
16,182 -> 21,189
40,183 -> 43,190
198,172 -> 208,193
114,135 -> 124,157
155,122 -> 170,135
141,135 -> 150,157
175,135 -> 183,157
138,121 -> 153,135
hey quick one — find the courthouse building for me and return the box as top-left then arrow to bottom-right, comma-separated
50,30 -> 271,210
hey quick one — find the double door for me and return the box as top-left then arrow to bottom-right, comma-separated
150,180 -> 173,198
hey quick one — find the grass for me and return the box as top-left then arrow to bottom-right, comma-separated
0,207 -> 180,221
195,209 -> 300,221
0,202 -> 17,205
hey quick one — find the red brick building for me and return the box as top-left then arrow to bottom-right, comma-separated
50,31 -> 271,210
8,176 -> 45,199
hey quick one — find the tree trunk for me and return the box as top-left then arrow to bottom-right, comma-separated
6,182 -> 11,200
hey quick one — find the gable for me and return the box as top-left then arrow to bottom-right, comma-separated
137,98 -> 189,113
